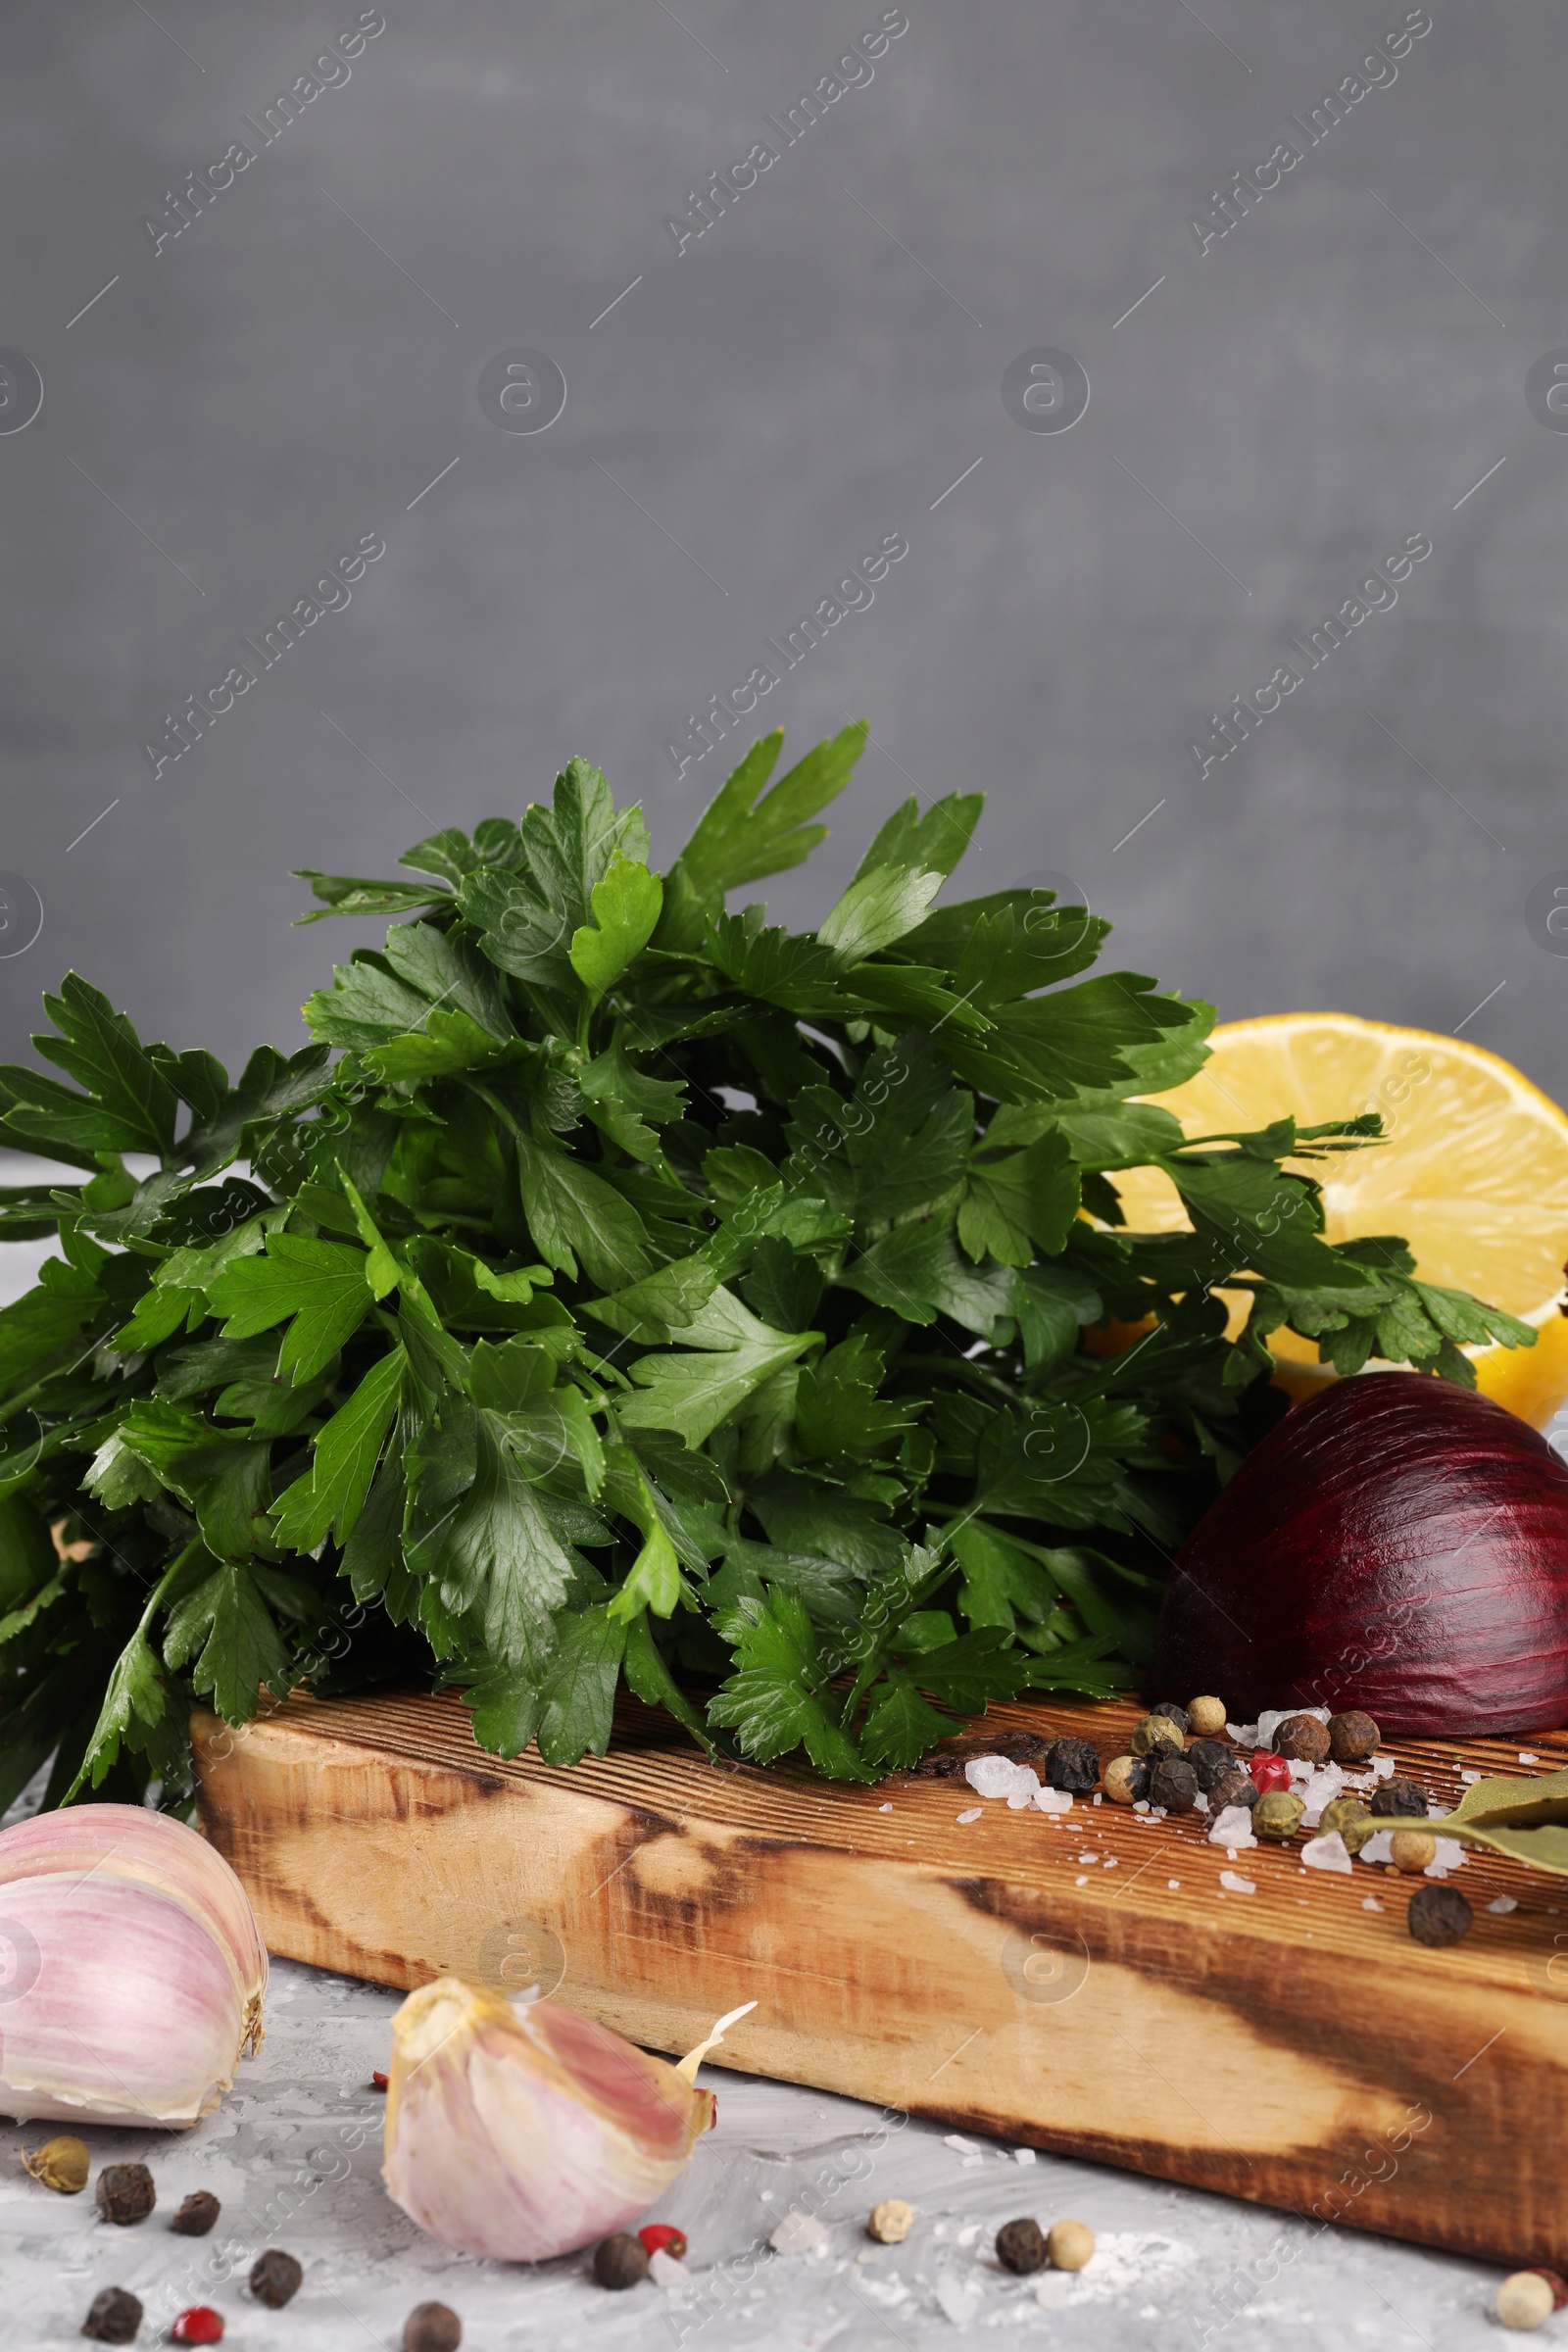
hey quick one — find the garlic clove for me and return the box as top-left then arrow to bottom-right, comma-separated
382,1980 -> 714,2262
0,1873 -> 253,2129
0,1805 -> 266,2045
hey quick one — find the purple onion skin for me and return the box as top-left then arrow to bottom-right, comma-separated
1152,1372 -> 1568,1736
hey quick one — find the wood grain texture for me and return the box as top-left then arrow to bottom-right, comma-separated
193,1690 -> 1568,2267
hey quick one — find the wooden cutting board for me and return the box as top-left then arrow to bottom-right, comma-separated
192,1690 -> 1568,2269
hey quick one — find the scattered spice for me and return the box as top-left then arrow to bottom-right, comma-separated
170,2311 -> 223,2345
1387,1829 -> 1437,1875
1249,1751 -> 1293,1795
1407,1884 -> 1473,1947
1149,1756 -> 1200,1814
1151,1701 -> 1191,1735
1130,1715 -> 1184,1759
171,2191 -> 221,2236
1102,1755 -> 1150,1806
1273,1714 -> 1331,1765
403,2304 -> 462,2352
1328,1709 -> 1380,1764
1048,2218 -> 1096,2271
1253,1790 -> 1305,1841
638,2225 -> 687,2261
593,2232 -> 650,2289
1370,1776 -> 1428,1819
1496,2271 -> 1555,2329
95,2163 -> 155,2226
867,2198 -> 913,2244
1187,1695 -> 1228,1738
1043,1737 -> 1100,1794
80,2286 -> 142,2344
1208,1766 -> 1258,1813
995,2217 -> 1047,2274
1319,1795 -> 1374,1856
250,2249 -> 304,2308
372,2071 -> 390,2090
23,2134 -> 89,2193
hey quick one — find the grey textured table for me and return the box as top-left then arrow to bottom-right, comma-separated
0,1941 -> 1529,2350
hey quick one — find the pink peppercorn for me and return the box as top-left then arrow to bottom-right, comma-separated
171,2310 -> 224,2344
639,2225 -> 687,2261
1249,1751 -> 1293,1794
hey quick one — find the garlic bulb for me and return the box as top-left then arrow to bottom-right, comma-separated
382,1980 -> 716,2261
0,1804 -> 266,2129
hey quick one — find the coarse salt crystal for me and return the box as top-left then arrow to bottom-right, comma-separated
1103,1856 -> 1119,1868
1360,1830 -> 1395,1866
956,1808 -> 982,1825
936,2272 -> 982,2325
1208,1804 -> 1256,1850
1300,1763 -> 1346,1828
965,1755 -> 1028,1800
1078,1852 -> 1099,1865
1426,1838 -> 1465,1876
1361,1895 -> 1384,1911
1167,1879 -> 1181,1889
1034,1787 -> 1073,1816
1007,1770 -> 1043,1809
1227,1721 -> 1260,1748
1220,1870 -> 1256,1894
1300,1831 -> 1353,1876
1460,1771 -> 1482,1786
1133,1799 -> 1151,1814
1194,1791 -> 1210,1814
770,2210 -> 830,2255
878,1801 -> 893,1812
650,2248 -> 690,2293
1520,1751 -> 1540,1764
1488,1895 -> 1518,1914
1013,2147 -> 1037,2164
1075,1874 -> 1090,1886
1092,1792 -> 1102,1805
944,2133 -> 982,2154
1370,1754 -> 1396,1780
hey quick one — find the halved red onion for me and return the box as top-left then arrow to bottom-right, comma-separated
1152,1372 -> 1568,1735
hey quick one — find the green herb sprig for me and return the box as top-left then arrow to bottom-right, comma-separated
0,724 -> 1532,1811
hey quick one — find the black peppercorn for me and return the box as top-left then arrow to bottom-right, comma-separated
81,2286 -> 142,2344
404,2304 -> 463,2352
1328,1709 -> 1380,1765
1186,1738 -> 1233,1794
171,2191 -> 220,2237
1208,1765 -> 1259,1813
1151,1700 -> 1191,1735
95,2163 -> 156,2226
593,2233 -> 650,2289
996,2216 -> 1047,2275
251,2249 -> 303,2308
1043,1736 -> 1100,1794
1371,1776 -> 1428,1819
1149,1755 -> 1200,1814
1406,1884 -> 1473,1947
1273,1713 -> 1331,1765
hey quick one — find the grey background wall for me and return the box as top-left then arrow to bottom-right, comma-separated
2,0 -> 1566,1100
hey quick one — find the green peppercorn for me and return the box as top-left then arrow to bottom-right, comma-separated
1318,1794 -> 1374,1855
1130,1714 -> 1184,1759
1253,1789 -> 1305,1841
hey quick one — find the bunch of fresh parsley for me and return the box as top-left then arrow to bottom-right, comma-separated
0,725 -> 1532,1811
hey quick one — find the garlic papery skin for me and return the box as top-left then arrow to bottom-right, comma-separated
0,1807 -> 267,2129
382,1979 -> 715,2261
0,1805 -> 266,2034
